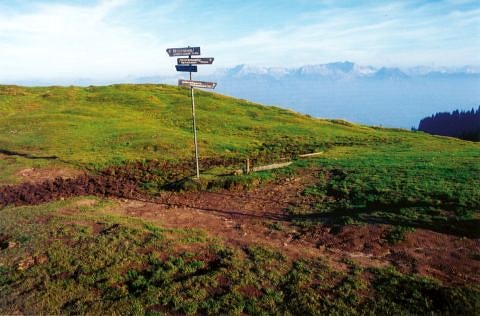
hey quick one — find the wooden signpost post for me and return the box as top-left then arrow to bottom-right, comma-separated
166,46 -> 217,180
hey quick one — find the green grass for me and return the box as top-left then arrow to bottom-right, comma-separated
1,198 -> 478,315
290,143 -> 480,237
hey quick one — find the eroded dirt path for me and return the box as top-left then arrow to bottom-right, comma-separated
106,173 -> 480,286
112,176 -> 326,261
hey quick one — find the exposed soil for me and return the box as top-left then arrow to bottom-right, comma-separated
391,229 -> 480,284
299,224 -> 480,284
74,198 -> 98,208
112,175 -> 320,259
108,177 -> 480,286
0,159 -> 242,207
16,167 -> 84,184
0,174 -> 137,207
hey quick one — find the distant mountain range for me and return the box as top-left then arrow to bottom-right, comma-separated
209,61 -> 480,81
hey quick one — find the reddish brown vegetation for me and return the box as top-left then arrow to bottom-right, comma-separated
0,158 -> 243,207
0,174 -> 138,207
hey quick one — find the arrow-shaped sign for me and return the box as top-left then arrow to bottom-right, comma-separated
179,79 -> 217,89
176,65 -> 198,72
166,47 -> 200,57
177,58 -> 214,65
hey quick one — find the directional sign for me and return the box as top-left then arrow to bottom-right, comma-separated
166,47 -> 200,57
179,79 -> 217,89
176,65 -> 198,72
177,58 -> 214,65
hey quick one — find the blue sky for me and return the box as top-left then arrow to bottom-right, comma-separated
0,0 -> 478,80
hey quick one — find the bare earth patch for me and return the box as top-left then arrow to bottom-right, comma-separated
391,229 -> 480,284
112,176 -> 326,261
16,167 -> 84,183
105,174 -> 480,286
300,224 -> 480,285
74,198 -> 98,208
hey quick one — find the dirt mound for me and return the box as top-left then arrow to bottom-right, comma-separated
0,158 -> 244,208
0,174 -> 138,207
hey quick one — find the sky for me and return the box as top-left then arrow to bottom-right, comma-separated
0,0 -> 479,81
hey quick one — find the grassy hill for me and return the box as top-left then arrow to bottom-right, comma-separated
1,84 -> 480,314
0,84 -> 375,180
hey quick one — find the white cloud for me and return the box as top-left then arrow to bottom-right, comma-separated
0,0 -> 174,80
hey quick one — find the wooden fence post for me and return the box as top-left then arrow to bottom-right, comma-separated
245,158 -> 250,174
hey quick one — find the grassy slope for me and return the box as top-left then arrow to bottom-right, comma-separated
1,84 -> 480,314
289,142 -> 480,238
0,84 -> 370,179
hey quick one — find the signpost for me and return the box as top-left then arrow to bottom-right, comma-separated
178,79 -> 217,89
175,65 -> 198,72
166,46 -> 216,179
166,47 -> 200,57
177,58 -> 214,65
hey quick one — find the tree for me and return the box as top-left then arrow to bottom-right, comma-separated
418,106 -> 480,141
